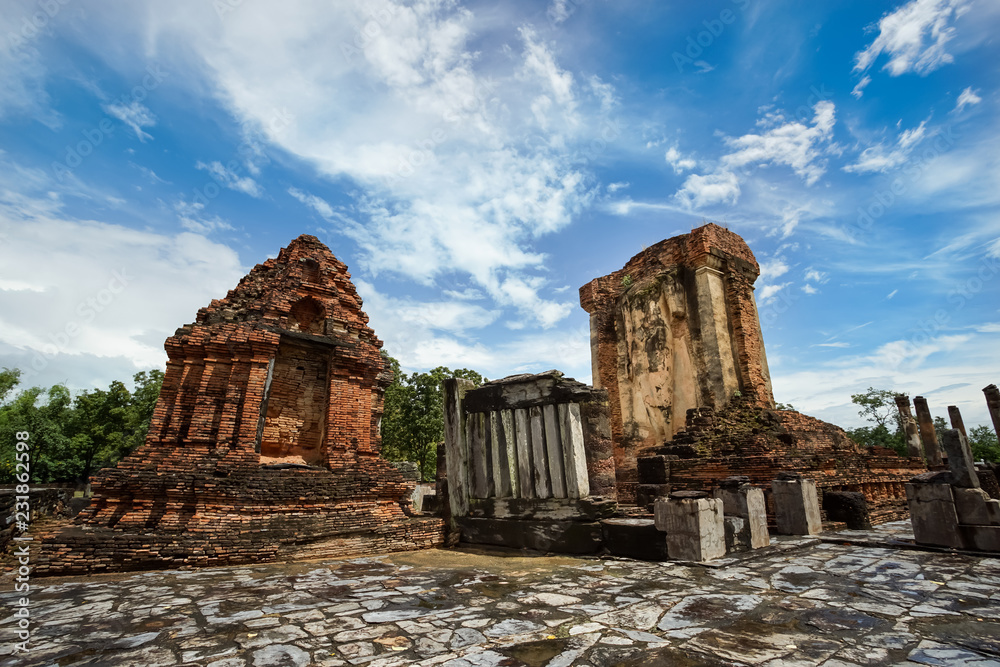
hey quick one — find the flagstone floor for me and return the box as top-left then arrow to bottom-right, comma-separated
2,522 -> 999,666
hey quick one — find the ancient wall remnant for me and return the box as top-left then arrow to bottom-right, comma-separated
443,371 -> 617,554
36,235 -> 443,575
580,223 -> 774,500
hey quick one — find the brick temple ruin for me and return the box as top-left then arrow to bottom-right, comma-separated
578,223 -> 925,519
36,235 -> 443,575
31,225 -> 998,573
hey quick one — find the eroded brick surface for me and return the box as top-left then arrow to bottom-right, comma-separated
36,235 -> 443,575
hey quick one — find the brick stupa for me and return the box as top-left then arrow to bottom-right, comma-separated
37,235 -> 444,574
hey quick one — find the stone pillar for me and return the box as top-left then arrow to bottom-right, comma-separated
653,494 -> 726,562
713,477 -> 769,549
443,378 -> 475,521
894,394 -> 923,459
947,405 -> 968,439
985,385 -> 1000,442
941,428 -> 980,489
771,475 -> 821,535
913,396 -> 943,467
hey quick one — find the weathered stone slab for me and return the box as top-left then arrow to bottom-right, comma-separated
491,411 -> 513,498
772,478 -> 821,536
560,403 -> 590,499
544,404 -> 567,498
529,406 -> 551,498
906,482 -> 963,548
455,517 -> 603,554
601,518 -> 668,560
653,497 -> 725,562
514,408 -> 533,499
468,412 -> 488,499
444,378 -> 474,520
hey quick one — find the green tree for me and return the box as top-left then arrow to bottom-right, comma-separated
0,368 -> 163,484
0,379 -> 75,483
380,354 -> 485,481
969,424 -> 1000,463
846,387 -> 906,456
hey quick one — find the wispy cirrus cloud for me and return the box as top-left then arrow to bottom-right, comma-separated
854,0 -> 970,77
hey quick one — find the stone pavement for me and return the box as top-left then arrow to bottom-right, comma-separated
2,522 -> 999,667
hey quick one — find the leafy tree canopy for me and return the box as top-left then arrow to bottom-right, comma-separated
379,353 -> 485,481
0,368 -> 163,484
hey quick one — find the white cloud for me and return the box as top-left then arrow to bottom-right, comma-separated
674,171 -> 740,209
758,282 -> 792,304
665,145 -> 696,174
759,257 -> 791,283
606,182 -> 629,193
887,289 -> 899,299
851,76 -> 871,99
288,187 -> 335,219
801,284 -> 818,295
804,268 -> 828,283
814,341 -> 850,348
854,0 -> 969,77
843,119 -> 929,174
195,160 -> 263,198
721,101 -> 837,186
975,322 -> 1000,333
103,100 -> 156,142
356,279 -> 590,381
93,1 -> 608,329
954,86 -> 982,112
547,0 -> 572,25
519,27 -> 575,109
0,202 -> 244,391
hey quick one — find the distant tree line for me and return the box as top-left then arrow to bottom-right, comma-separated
845,386 -> 999,462
0,367 -> 163,485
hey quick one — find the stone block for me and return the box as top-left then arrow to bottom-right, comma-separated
654,497 -> 726,562
772,478 -> 821,536
953,487 -> 993,525
906,482 -> 963,549
455,517 -> 603,555
822,491 -> 872,530
962,525 -> 1000,552
713,484 -> 769,549
724,516 -> 749,553
601,518 -> 668,560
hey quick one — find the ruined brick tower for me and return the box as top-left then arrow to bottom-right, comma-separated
37,235 -> 444,574
580,224 -> 924,510
580,223 -> 774,499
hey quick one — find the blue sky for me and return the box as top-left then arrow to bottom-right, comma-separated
1,0 -> 998,430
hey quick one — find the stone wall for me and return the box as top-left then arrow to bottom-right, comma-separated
36,235 -> 444,575
579,223 -> 773,502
